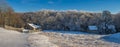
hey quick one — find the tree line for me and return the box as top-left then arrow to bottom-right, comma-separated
0,0 -> 24,28
21,10 -> 120,32
0,0 -> 120,33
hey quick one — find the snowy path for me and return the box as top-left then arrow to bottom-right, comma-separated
0,28 -> 30,47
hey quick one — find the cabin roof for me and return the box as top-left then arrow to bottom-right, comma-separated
28,23 -> 40,29
88,26 -> 98,30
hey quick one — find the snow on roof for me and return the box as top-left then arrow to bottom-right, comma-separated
28,23 -> 40,29
88,26 -> 98,30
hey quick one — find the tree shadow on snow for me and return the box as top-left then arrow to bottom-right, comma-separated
100,36 -> 120,44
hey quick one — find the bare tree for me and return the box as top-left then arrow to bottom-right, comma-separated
0,0 -> 7,27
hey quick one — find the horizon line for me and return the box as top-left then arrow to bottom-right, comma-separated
14,9 -> 119,14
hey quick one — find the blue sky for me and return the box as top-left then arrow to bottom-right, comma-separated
6,0 -> 120,13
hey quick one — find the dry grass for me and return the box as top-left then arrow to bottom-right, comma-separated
4,25 -> 23,32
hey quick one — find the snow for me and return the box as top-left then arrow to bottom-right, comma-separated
0,28 -> 20,34
108,33 -> 120,40
28,33 -> 58,47
102,33 -> 120,44
43,30 -> 89,35
23,29 -> 29,31
22,29 -> 29,33
0,28 -> 30,47
88,26 -> 98,30
29,30 -> 120,47
108,25 -> 115,29
107,25 -> 116,32
28,23 -> 40,29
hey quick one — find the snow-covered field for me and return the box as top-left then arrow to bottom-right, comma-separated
29,30 -> 120,47
102,33 -> 120,44
0,28 -> 30,47
28,33 -> 58,47
0,27 -> 120,47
